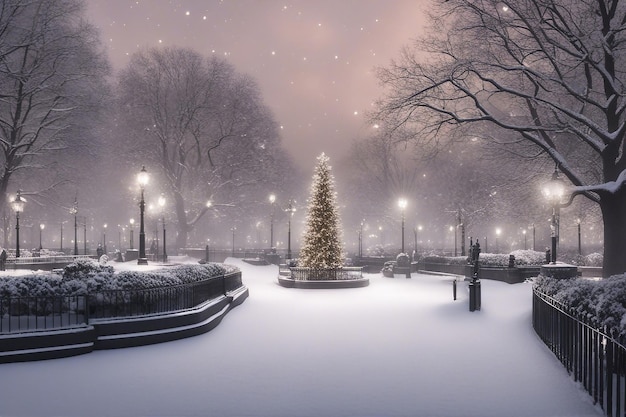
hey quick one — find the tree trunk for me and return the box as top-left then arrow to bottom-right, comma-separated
599,190 -> 626,277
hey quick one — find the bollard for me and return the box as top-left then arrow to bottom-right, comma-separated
469,279 -> 476,311
453,279 -> 457,300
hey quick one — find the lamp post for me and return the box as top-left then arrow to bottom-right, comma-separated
129,218 -> 135,250
577,218 -> 582,255
449,225 -> 456,256
137,166 -> 149,265
523,229 -> 527,250
231,226 -> 236,257
83,217 -> 87,255
398,198 -> 407,253
70,198 -> 78,255
285,200 -> 296,260
532,223 -> 536,251
495,228 -> 502,253
159,194 -> 167,262
269,194 -> 276,249
359,220 -> 365,258
103,223 -> 107,254
39,223 -> 45,250
542,167 -> 566,264
458,212 -> 466,256
11,191 -> 25,257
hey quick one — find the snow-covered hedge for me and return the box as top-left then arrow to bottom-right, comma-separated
534,274 -> 626,337
422,250 -> 547,267
0,258 -> 238,299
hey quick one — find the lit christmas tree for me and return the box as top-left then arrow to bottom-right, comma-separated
298,153 -> 344,268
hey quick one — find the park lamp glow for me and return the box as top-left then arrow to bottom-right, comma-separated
543,167 -> 567,264
11,191 -> 25,258
136,166 -> 149,265
137,165 -> 149,189
398,198 -> 407,210
11,190 -> 25,214
542,167 -> 566,204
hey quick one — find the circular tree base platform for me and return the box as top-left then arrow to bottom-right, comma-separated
277,275 -> 370,289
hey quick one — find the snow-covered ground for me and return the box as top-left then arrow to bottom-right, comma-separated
0,258 -> 601,417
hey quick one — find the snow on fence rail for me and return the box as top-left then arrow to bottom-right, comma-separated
5,254 -> 94,264
0,271 -> 242,334
290,267 -> 363,281
533,288 -> 626,417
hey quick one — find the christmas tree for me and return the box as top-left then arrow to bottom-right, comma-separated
298,153 -> 344,268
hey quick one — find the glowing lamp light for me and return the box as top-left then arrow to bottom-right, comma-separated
11,191 -> 25,214
542,168 -> 566,204
137,166 -> 149,189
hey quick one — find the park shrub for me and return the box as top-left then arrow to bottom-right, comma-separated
423,250 -> 547,267
0,261 -> 238,299
535,273 -> 626,337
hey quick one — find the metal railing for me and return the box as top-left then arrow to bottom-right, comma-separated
533,288 -> 626,417
0,295 -> 87,333
5,254 -> 94,265
0,271 -> 242,333
290,267 -> 363,281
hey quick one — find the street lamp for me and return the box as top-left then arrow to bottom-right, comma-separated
398,198 -> 407,253
458,211 -> 466,256
70,198 -> 78,255
39,223 -> 45,250
577,218 -> 582,255
450,225 -> 456,256
269,194 -> 276,249
542,167 -> 566,263
495,228 -> 502,253
159,194 -> 167,262
359,220 -> 365,258
285,200 -> 296,260
137,166 -> 149,265
103,223 -> 107,254
129,218 -> 135,250
11,191 -> 25,257
231,226 -> 236,257
522,229 -> 527,250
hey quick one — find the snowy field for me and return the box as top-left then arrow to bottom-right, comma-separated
0,258 -> 601,417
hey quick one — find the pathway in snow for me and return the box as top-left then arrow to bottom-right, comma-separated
0,259 -> 602,417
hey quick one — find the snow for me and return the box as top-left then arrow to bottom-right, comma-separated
0,258 -> 601,417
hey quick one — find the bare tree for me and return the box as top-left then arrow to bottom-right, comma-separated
377,0 -> 626,276
0,0 -> 110,246
116,47 -> 292,249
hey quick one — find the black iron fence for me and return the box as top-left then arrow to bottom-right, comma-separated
533,288 -> 626,417
290,267 -> 363,281
0,271 -> 242,333
0,295 -> 87,333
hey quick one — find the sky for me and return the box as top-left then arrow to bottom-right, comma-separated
0,258 -> 602,416
85,0 -> 428,167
